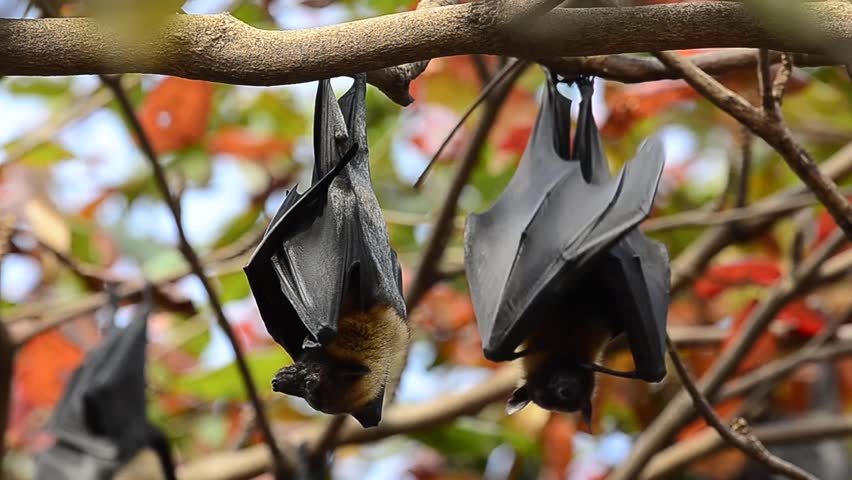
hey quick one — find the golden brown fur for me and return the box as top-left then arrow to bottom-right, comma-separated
323,304 -> 410,412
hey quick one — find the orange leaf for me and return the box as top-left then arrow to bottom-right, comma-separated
206,127 -> 292,162
14,330 -> 84,407
602,80 -> 697,139
139,77 -> 214,154
693,259 -> 782,299
774,299 -> 827,338
541,414 -> 574,480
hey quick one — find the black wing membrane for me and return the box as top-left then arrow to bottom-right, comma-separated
465,74 -> 668,374
36,301 -> 175,480
245,74 -> 405,358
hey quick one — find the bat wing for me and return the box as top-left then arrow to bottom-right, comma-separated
246,74 -> 405,360
467,75 -> 666,360
465,75 -> 582,359
599,230 -> 670,382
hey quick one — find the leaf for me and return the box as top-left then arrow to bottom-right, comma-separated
14,330 -> 85,407
211,206 -> 262,249
602,80 -> 698,140
4,141 -> 73,168
25,198 -> 71,254
138,77 -> 215,154
171,348 -> 290,402
693,259 -> 782,299
206,127 -> 292,163
218,271 -> 252,304
409,104 -> 466,162
774,299 -> 827,339
540,414 -> 574,480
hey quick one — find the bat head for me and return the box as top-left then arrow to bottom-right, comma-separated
272,341 -> 384,427
508,364 -> 594,424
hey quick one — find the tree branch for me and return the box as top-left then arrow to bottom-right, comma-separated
613,230 -> 849,480
2,2 -> 852,103
101,76 -> 292,478
654,50 -> 852,240
666,337 -> 817,480
643,414 -> 852,480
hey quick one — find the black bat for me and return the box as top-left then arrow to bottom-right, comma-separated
464,73 -> 670,421
244,74 -> 408,428
36,295 -> 176,480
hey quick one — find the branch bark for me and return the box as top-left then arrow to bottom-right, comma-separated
2,2 -> 851,101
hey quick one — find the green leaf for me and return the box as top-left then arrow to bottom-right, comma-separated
171,146 -> 213,186
70,221 -> 99,265
212,206 -> 262,249
143,249 -> 189,280
6,78 -> 72,98
171,348 -> 291,402
4,140 -> 73,168
217,271 -> 251,304
411,418 -> 539,468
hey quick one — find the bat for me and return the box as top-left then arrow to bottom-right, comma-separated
463,73 -> 670,421
244,74 -> 408,428
36,296 -> 176,480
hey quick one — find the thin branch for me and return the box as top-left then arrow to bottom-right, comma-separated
758,49 -> 777,117
654,50 -> 852,240
405,61 -> 528,309
413,59 -> 526,188
667,336 -> 818,480
613,230 -> 849,480
178,366 -> 521,480
101,76 -> 292,478
542,50 -> 836,85
643,414 -> 852,480
3,2 -> 852,104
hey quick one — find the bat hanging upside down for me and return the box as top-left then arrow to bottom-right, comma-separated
464,71 -> 670,422
245,73 -> 409,428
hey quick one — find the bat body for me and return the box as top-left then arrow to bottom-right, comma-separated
464,73 -> 670,418
245,74 -> 408,428
35,300 -> 176,480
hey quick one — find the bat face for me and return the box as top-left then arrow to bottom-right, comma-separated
511,366 -> 594,416
273,351 -> 369,413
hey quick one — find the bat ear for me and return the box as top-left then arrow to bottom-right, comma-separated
352,388 -> 384,428
506,386 -> 531,415
302,337 -> 322,350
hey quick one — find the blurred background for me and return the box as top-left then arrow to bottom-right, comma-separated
2,1 -> 852,479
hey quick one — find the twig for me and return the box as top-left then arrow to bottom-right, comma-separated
405,60 -> 528,309
101,76 -> 292,478
413,59 -> 526,188
542,50 -> 836,85
612,231 -> 849,480
643,414 -> 852,480
654,50 -> 852,240
666,336 -> 818,480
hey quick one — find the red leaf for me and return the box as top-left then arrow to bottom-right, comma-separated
14,330 -> 84,407
602,80 -> 697,139
774,299 -> 827,338
694,259 -> 782,299
409,104 -> 466,162
139,77 -> 215,154
206,127 -> 292,162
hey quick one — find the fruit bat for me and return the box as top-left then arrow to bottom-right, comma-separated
244,74 -> 408,428
35,297 -> 176,480
464,73 -> 670,420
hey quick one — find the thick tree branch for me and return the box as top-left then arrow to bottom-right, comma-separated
2,2 -> 852,104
